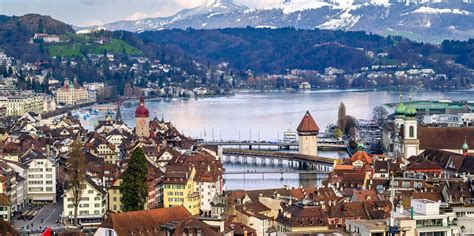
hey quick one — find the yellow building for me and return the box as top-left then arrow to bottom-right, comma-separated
107,178 -> 123,213
56,80 -> 88,105
163,165 -> 200,215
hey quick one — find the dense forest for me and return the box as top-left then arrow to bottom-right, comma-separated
138,28 -> 474,76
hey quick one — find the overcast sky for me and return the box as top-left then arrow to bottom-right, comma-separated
0,0 -> 281,26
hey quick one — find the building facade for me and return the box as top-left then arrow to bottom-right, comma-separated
25,157 -> 57,203
56,80 -> 88,105
63,178 -> 107,227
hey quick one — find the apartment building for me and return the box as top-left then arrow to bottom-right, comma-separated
63,177 -> 107,227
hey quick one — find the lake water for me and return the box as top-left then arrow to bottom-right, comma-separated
79,89 -> 474,190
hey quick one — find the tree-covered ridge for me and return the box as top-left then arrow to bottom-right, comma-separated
0,14 -> 75,61
138,27 -> 474,76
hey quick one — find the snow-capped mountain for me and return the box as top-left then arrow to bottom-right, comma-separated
102,0 -> 474,43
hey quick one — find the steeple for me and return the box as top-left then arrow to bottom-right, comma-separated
395,93 -> 406,116
404,93 -> 417,118
116,102 -> 123,124
463,136 -> 469,156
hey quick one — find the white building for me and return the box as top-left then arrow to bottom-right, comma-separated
347,199 -> 460,236
393,199 -> 459,236
33,33 -> 60,43
423,114 -> 464,127
63,177 -> 107,227
23,156 -> 57,203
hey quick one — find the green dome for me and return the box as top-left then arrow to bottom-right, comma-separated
357,143 -> 365,150
463,142 -> 469,150
405,103 -> 417,117
395,103 -> 406,115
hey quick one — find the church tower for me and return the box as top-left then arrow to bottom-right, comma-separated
394,94 -> 406,159
135,97 -> 150,138
402,96 -> 419,159
463,137 -> 469,156
297,111 -> 320,156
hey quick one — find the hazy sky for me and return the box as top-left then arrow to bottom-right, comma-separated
0,0 -> 281,26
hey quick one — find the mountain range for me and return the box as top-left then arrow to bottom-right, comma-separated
99,0 -> 474,43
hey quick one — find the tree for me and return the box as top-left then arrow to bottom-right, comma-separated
66,141 -> 86,226
372,105 -> 388,127
337,102 -> 347,131
333,128 -> 343,140
345,115 -> 359,139
121,147 -> 148,211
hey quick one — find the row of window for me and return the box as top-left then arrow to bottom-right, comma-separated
68,209 -> 103,216
168,198 -> 184,202
167,192 -> 184,196
28,180 -> 53,185
28,187 -> 53,192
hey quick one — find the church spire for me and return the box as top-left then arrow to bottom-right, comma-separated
116,101 -> 123,124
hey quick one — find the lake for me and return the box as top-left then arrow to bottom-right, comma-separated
79,89 -> 474,190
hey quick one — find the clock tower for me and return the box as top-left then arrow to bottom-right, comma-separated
135,97 -> 150,138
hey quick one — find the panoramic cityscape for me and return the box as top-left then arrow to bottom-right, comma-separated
0,0 -> 473,235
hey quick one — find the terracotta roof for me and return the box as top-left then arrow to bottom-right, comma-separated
99,206 -> 191,236
406,159 -> 443,171
276,204 -> 328,227
178,151 -> 224,182
353,190 -> 379,202
297,111 -> 319,133
350,151 -> 373,164
225,222 -> 256,236
411,191 -> 443,202
328,202 -> 368,219
161,216 -> 220,236
418,127 -> 474,150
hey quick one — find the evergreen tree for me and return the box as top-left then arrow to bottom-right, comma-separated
120,147 -> 148,211
337,102 -> 347,132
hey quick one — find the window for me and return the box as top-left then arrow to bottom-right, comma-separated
88,190 -> 94,194
409,126 -> 414,138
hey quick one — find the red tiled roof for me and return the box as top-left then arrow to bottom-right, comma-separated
297,111 -> 319,133
99,206 -> 190,236
418,127 -> 474,150
351,151 -> 373,164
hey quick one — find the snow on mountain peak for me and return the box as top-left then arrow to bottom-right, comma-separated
412,7 -> 471,15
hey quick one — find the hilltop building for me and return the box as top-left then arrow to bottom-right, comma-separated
297,111 -> 319,156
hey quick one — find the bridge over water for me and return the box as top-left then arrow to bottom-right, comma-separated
224,169 -> 330,180
200,140 -> 346,151
222,149 -> 336,172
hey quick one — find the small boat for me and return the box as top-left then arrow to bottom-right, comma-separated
283,129 -> 297,143
89,108 -> 99,115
